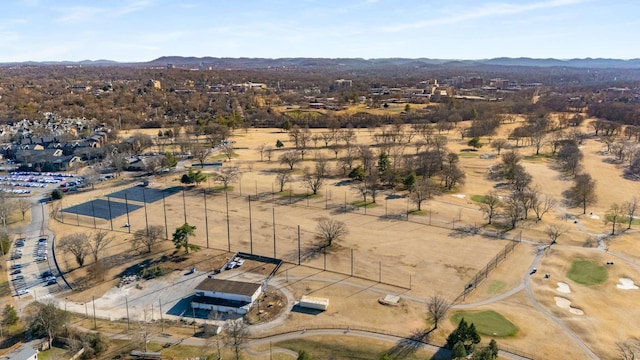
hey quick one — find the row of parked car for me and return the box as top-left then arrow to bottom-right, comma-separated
11,237 -> 56,296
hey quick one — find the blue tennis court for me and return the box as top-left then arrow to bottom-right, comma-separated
107,185 -> 183,203
62,199 -> 142,220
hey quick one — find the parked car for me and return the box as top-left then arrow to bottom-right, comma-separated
12,275 -> 24,281
46,280 -> 57,286
226,261 -> 237,270
11,264 -> 22,270
44,276 -> 56,282
37,238 -> 47,244
36,255 -> 47,262
42,270 -> 53,278
17,289 -> 29,296
10,269 -> 22,275
236,259 -> 245,266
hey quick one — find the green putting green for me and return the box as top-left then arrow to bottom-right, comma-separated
450,311 -> 518,337
566,260 -> 608,285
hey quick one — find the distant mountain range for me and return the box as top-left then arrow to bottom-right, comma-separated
3,57 -> 640,70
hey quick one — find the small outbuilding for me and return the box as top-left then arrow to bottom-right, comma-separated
298,295 -> 329,311
1,345 -> 38,360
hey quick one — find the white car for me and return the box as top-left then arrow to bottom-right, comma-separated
236,259 -> 245,266
44,276 -> 56,282
36,255 -> 48,262
17,289 -> 29,296
226,261 -> 237,270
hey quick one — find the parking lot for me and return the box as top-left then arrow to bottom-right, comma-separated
9,233 -> 64,300
0,171 -> 81,194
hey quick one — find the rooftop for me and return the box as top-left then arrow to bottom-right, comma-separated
195,278 -> 261,297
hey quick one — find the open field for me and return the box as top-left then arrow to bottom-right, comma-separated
42,117 -> 640,358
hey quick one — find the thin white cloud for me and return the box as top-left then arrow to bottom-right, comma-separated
381,0 -> 592,32
56,6 -> 105,23
56,0 -> 154,23
113,0 -> 154,16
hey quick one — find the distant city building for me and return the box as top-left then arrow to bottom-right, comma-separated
333,79 -> 352,88
605,87 -> 631,101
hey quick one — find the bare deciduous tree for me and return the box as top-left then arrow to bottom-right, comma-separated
545,225 -> 566,246
531,194 -> 557,221
275,171 -> 292,193
223,319 -> 249,360
17,199 -> 31,221
606,203 -> 624,235
257,143 -> 267,161
301,156 -> 328,195
132,225 -> 165,253
316,217 -> 348,247
565,173 -> 597,214
192,145 -> 210,168
479,191 -> 501,225
618,339 -> 640,360
221,143 -> 235,161
59,233 -> 90,267
426,295 -> 451,330
88,229 -> 114,263
29,302 -> 69,349
410,177 -> 439,211
623,197 -> 639,230
490,138 -> 508,155
215,167 -> 239,190
279,151 -> 300,170
264,145 -> 274,161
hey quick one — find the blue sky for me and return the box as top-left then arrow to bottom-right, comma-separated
0,0 -> 638,62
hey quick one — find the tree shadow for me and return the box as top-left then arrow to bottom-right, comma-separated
384,328 -> 433,359
283,239 -> 328,263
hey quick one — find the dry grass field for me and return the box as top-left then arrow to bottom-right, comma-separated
49,117 -> 640,358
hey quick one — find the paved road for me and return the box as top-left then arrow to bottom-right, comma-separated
8,199 -> 65,313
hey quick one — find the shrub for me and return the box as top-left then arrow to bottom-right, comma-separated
52,189 -> 64,200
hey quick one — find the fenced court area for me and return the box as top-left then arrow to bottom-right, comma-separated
107,185 -> 183,203
61,199 -> 142,220
53,183 -> 518,299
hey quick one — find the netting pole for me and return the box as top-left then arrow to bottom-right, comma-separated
107,196 -> 113,231
162,191 -> 168,240
248,196 -> 253,254
182,189 -> 187,224
350,248 -> 354,276
204,190 -> 209,248
124,193 -> 130,233
142,188 -> 149,235
91,200 -> 96,228
226,191 -> 231,252
297,225 -> 301,265
272,208 -> 276,258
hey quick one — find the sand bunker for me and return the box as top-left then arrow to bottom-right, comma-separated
590,214 -> 600,220
556,282 -> 571,294
617,278 -> 639,290
452,194 -> 466,199
554,296 -> 584,316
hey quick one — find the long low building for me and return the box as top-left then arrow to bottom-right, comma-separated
191,278 -> 262,315
298,295 -> 329,310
